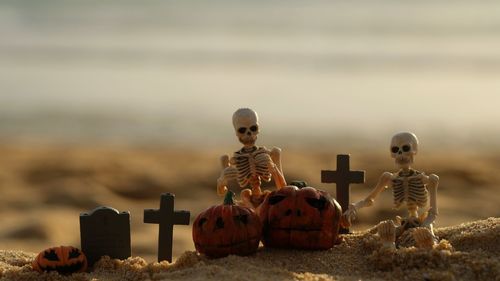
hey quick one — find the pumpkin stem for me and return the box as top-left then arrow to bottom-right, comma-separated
223,191 -> 235,205
290,180 -> 308,189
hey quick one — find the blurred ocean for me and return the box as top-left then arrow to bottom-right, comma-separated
1,0 -> 500,146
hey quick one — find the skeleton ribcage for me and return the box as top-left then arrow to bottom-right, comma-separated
233,147 -> 272,188
392,171 -> 428,209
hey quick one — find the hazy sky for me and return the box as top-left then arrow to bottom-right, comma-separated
1,0 -> 499,145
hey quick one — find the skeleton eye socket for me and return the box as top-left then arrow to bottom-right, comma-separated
402,145 -> 411,152
238,127 -> 247,134
249,125 -> 258,132
391,146 -> 400,153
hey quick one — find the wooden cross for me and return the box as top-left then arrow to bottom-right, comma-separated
144,193 -> 190,262
321,154 -> 365,233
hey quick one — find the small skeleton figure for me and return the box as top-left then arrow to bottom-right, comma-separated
217,108 -> 287,208
343,132 -> 440,249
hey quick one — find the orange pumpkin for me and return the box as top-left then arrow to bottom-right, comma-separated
32,246 -> 87,274
258,181 -> 342,250
192,191 -> 262,258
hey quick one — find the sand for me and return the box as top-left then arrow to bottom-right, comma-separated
0,217 -> 498,281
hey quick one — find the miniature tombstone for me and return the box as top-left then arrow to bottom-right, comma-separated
144,193 -> 190,263
80,206 -> 131,266
321,154 -> 365,233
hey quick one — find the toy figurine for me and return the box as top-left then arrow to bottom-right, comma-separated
217,108 -> 286,208
343,132 -> 440,249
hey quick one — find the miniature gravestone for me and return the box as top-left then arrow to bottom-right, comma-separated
80,207 -> 131,266
144,193 -> 190,263
321,154 -> 365,233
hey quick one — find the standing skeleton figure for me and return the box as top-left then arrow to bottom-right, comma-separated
343,132 -> 440,249
217,108 -> 287,208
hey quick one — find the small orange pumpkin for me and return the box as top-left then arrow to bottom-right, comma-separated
192,191 -> 262,258
32,246 -> 87,274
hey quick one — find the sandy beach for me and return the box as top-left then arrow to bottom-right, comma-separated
1,217 -> 498,281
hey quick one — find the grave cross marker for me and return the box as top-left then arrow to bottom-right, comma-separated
321,154 -> 365,233
144,193 -> 190,263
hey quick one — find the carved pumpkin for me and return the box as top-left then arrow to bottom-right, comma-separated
258,181 -> 342,250
192,191 -> 262,258
32,246 -> 88,274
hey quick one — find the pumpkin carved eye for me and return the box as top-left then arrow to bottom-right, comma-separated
68,248 -> 81,259
268,195 -> 286,205
306,196 -> 327,211
43,250 -> 60,261
215,217 -> 225,230
198,218 -> 208,227
234,214 -> 249,224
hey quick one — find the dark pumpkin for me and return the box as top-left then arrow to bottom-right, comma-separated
32,246 -> 87,274
192,191 -> 262,258
258,181 -> 342,250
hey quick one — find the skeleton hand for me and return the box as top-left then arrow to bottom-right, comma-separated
216,155 -> 238,196
341,203 -> 359,228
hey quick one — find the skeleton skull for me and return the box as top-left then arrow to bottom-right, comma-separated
390,132 -> 419,168
232,108 -> 259,147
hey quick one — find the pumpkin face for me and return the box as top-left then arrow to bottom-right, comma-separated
32,246 -> 87,274
193,191 -> 262,258
258,183 -> 342,250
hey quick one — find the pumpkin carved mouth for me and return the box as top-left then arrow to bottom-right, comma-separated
36,261 -> 86,275
268,227 -> 324,232
194,236 -> 260,249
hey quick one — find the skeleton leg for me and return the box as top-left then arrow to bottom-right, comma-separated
377,220 -> 397,249
412,227 -> 436,249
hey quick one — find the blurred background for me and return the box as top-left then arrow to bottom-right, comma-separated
0,0 -> 499,262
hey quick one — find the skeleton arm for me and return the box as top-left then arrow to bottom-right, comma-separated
268,147 -> 286,189
216,155 -> 238,196
422,173 -> 439,227
342,172 -> 393,227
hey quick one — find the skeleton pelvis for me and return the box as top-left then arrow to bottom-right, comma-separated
396,212 -> 427,228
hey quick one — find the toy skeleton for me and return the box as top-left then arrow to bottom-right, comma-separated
343,132 -> 440,249
217,108 -> 287,208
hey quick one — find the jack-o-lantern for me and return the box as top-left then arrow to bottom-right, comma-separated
192,191 -> 262,258
258,181 -> 342,250
32,246 -> 88,274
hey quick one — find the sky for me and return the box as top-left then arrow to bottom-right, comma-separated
1,0 -> 499,146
